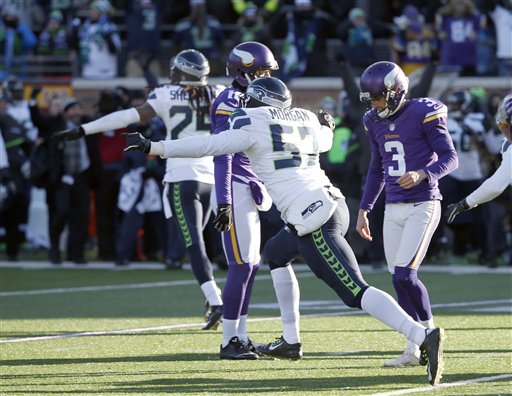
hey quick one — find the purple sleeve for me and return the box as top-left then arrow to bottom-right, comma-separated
423,118 -> 458,182
360,130 -> 385,212
211,96 -> 234,206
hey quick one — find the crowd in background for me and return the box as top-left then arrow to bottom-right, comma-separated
1,0 -> 512,80
0,0 -> 511,267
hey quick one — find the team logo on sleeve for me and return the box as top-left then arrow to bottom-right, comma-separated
301,200 -> 323,219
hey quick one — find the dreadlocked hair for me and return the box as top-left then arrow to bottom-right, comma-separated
183,85 -> 216,117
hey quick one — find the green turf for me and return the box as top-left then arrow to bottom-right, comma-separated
1,266 -> 511,395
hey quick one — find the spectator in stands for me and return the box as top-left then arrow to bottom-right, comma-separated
124,0 -> 162,78
172,0 -> 225,75
115,90 -> 167,266
231,0 -> 279,22
70,0 -> 121,79
36,10 -> 72,79
489,0 -> 512,77
278,0 -> 331,82
0,4 -> 37,80
435,0 -> 486,76
94,90 -> 128,261
231,2 -> 274,50
0,88 -> 32,261
336,7 -> 376,75
2,76 -> 38,142
391,5 -> 437,76
440,90 -> 489,263
29,92 -> 101,264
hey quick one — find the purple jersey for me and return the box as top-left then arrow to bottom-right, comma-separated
210,86 -> 260,205
439,15 -> 481,67
360,98 -> 458,211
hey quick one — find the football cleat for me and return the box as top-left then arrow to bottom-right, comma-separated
420,328 -> 445,386
202,305 -> 223,330
219,337 -> 259,360
255,335 -> 302,360
383,351 -> 421,367
244,339 -> 261,355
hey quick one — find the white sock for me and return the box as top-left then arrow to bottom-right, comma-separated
420,317 -> 435,328
361,287 -> 426,346
405,339 -> 420,353
271,266 -> 300,344
222,318 -> 238,348
200,280 -> 223,306
238,314 -> 248,344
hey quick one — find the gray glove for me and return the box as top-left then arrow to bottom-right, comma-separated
52,126 -> 85,141
316,109 -> 335,130
445,199 -> 470,224
124,132 -> 151,154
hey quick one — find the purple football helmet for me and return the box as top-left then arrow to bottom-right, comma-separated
359,61 -> 409,120
226,41 -> 279,87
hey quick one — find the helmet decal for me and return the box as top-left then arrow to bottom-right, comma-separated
232,48 -> 255,67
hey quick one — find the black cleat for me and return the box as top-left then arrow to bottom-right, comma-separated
244,339 -> 260,354
202,305 -> 223,330
219,337 -> 259,360
420,328 -> 445,386
255,335 -> 302,360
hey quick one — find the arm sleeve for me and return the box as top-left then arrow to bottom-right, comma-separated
422,105 -> 458,181
466,145 -> 512,207
82,108 -> 141,135
359,129 -> 385,212
317,125 -> 334,153
161,129 -> 254,159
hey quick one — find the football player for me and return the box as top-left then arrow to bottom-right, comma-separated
209,41 -> 279,359
53,49 -> 225,329
125,76 -> 446,386
446,93 -> 512,223
356,61 -> 458,368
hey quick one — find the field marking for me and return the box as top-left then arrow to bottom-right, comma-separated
0,271 -> 317,297
1,299 -> 510,345
365,373 -> 512,396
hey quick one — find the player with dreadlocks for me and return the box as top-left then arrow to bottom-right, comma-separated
53,49 -> 226,329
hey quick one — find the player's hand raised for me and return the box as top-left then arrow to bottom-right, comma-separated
213,204 -> 232,232
52,126 -> 85,141
124,132 -> 151,153
316,109 -> 335,130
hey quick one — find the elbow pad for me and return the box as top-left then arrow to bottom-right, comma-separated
82,108 -> 141,135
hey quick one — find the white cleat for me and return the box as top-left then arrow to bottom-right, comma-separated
384,351 -> 421,367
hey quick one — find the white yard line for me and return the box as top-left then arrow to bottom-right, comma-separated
365,374 -> 512,396
1,299 -> 509,344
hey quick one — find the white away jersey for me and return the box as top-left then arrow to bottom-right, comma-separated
160,106 -> 343,234
147,84 -> 225,183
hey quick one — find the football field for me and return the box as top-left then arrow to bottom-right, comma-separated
1,263 -> 511,395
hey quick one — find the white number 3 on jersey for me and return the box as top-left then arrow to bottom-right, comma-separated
384,141 -> 406,176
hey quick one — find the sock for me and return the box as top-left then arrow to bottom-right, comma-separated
238,314 -> 248,344
200,280 -> 223,306
420,317 -> 435,328
361,287 -> 426,346
392,274 -> 419,320
222,318 -> 238,348
394,267 -> 433,321
271,266 -> 300,344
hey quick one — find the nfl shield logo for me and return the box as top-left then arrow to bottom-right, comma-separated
390,123 -> 395,131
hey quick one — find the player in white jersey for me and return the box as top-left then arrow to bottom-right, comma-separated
125,77 -> 445,386
53,49 -> 225,329
446,93 -> 512,223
